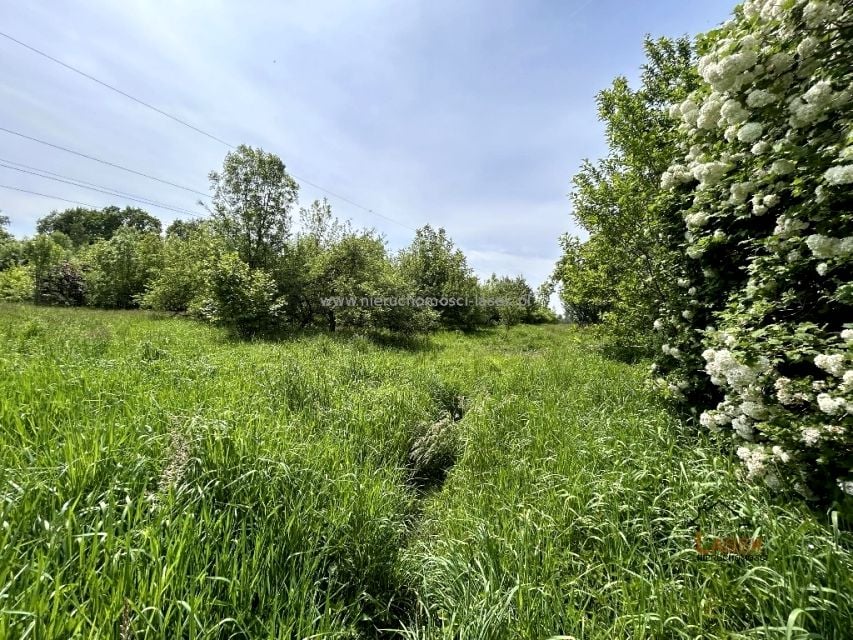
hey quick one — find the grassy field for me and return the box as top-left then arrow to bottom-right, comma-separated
0,304 -> 851,639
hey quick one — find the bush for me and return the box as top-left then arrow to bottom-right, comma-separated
654,0 -> 852,500
205,252 -> 282,337
0,266 -> 34,302
141,225 -> 224,313
37,261 -> 86,306
83,228 -> 163,308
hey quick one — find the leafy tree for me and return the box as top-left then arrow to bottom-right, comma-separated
208,145 -> 299,270
165,218 -> 206,240
142,222 -> 224,313
23,234 -> 69,302
204,252 -> 282,337
480,274 -> 536,327
652,0 -> 853,500
37,262 -> 86,306
36,206 -> 161,246
83,228 -> 163,308
398,225 -> 481,329
0,266 -> 33,302
0,215 -> 23,271
557,37 -> 698,350
553,234 -> 617,324
312,232 -> 436,333
272,199 -> 354,327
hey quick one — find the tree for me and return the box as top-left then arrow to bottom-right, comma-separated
205,252 -> 282,337
480,274 -> 536,327
37,261 -> 86,306
37,206 -> 161,246
557,37 -> 698,351
312,231 -> 436,333
165,218 -> 206,240
208,145 -> 299,270
23,234 -> 68,302
652,0 -> 853,499
273,199 -> 353,327
142,223 -> 224,313
83,228 -> 163,308
397,225 -> 482,329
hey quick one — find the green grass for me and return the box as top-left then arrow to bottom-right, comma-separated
0,304 -> 850,639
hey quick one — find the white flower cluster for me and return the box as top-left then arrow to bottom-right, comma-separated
788,80 -> 847,128
805,235 -> 853,259
657,0 -> 853,496
816,393 -> 847,415
824,164 -> 853,185
737,445 -> 768,479
703,348 -> 760,391
773,214 -> 809,239
814,353 -> 846,377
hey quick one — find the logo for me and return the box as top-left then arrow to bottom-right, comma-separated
688,496 -> 764,559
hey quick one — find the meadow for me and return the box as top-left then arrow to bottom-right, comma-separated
0,303 -> 851,639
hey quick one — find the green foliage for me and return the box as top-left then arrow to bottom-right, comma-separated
312,231 -> 437,333
205,252 -> 282,336
652,0 -> 853,500
0,265 -> 34,302
142,223 -> 224,313
1,307 -> 850,638
556,36 -> 698,351
36,261 -> 86,306
208,145 -> 299,270
36,206 -> 161,246
480,273 -> 536,327
83,228 -> 163,308
398,225 -> 482,329
23,234 -> 69,301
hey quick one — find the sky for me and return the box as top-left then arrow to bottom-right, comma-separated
0,0 -> 734,307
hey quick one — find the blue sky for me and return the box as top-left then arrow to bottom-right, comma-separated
0,0 -> 734,297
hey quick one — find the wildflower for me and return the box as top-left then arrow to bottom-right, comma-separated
816,262 -> 828,275
838,480 -> 853,496
841,329 -> 853,342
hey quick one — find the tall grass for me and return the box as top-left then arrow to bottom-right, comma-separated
0,304 -> 850,638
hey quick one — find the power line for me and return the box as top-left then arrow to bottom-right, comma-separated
0,184 -> 99,209
0,30 -> 417,232
0,126 -> 210,198
0,30 -> 234,148
0,160 -> 204,218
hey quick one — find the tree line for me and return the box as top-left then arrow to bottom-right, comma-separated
0,146 -> 555,335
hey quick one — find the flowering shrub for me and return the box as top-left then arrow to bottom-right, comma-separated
655,0 -> 852,499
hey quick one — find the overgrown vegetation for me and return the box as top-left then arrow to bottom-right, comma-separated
0,304 -> 850,638
554,0 -> 852,502
0,157 -> 552,335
